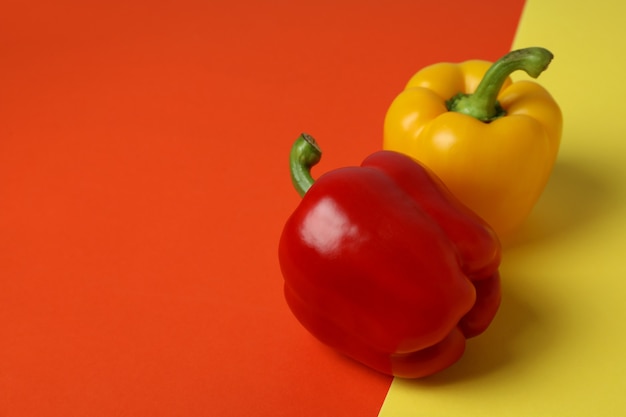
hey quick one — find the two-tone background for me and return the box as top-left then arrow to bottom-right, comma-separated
2,0 -> 625,415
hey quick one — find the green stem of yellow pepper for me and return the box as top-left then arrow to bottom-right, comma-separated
447,47 -> 554,122
290,133 -> 322,197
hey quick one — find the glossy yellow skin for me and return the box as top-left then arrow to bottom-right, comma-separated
383,60 -> 562,239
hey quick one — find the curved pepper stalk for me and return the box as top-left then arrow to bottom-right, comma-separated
289,133 -> 321,197
279,134 -> 502,378
448,47 -> 554,122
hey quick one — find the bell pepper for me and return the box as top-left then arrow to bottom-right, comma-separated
383,47 -> 562,239
278,133 -> 501,378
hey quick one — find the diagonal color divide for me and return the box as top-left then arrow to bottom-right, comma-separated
0,1 -> 525,416
379,0 -> 626,415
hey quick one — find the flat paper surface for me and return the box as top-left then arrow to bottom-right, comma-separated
379,0 -> 626,415
0,1 -> 525,416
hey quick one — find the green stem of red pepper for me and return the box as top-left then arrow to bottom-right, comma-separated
290,133 -> 322,197
447,47 -> 554,122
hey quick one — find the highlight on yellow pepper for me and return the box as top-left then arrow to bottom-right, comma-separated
383,47 -> 562,240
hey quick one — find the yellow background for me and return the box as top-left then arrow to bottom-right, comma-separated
380,0 -> 626,415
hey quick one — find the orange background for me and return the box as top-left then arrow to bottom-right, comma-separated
0,1 -> 525,415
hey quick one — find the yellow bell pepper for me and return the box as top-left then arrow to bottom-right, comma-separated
383,47 -> 562,240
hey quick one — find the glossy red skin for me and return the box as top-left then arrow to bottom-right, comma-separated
279,150 -> 501,378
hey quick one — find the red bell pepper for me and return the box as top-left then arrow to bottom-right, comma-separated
279,134 -> 502,378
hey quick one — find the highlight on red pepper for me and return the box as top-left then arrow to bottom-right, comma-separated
278,133 -> 502,378
384,47 -> 563,239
